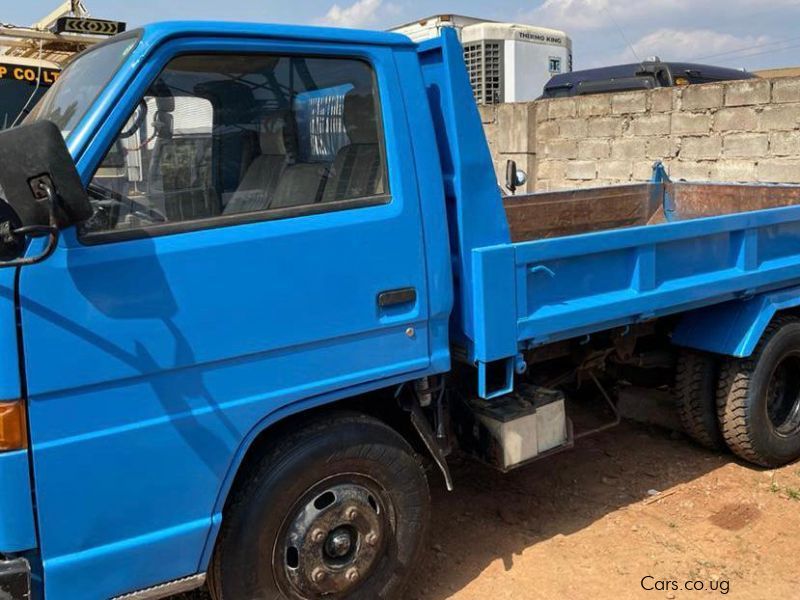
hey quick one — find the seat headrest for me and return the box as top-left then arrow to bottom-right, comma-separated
194,81 -> 255,125
343,92 -> 378,144
259,111 -> 296,156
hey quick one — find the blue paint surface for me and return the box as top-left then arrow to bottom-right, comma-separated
674,284 -> 800,356
0,269 -> 21,401
0,450 -> 36,551
471,200 -> 800,356
417,31 -> 511,360
0,269 -> 33,558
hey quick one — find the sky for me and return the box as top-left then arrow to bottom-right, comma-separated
5,0 -> 800,71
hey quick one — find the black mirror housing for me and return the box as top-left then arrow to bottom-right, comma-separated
0,120 -> 92,230
504,159 -> 528,195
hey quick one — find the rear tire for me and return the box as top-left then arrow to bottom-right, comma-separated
674,350 -> 725,450
209,412 -> 430,600
717,316 -> 800,467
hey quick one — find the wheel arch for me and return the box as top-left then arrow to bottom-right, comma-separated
672,285 -> 800,358
196,377 -> 425,572
716,313 -> 800,466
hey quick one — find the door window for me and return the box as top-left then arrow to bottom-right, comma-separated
81,53 -> 388,238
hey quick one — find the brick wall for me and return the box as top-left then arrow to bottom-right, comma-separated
481,78 -> 800,193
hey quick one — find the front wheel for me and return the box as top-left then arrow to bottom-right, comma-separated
717,316 -> 800,467
209,412 -> 430,600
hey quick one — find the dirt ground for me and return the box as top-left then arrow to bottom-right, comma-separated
175,421 -> 800,600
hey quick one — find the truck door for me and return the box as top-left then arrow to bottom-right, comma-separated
18,42 -> 430,598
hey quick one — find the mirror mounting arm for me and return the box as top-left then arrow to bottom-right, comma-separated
0,183 -> 59,269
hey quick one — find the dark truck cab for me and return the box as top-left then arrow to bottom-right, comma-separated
541,59 -> 756,98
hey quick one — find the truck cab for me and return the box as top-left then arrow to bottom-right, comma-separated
0,21 -> 464,600
541,59 -> 756,98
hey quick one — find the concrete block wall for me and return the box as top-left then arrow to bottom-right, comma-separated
482,77 -> 800,192
479,102 -> 537,193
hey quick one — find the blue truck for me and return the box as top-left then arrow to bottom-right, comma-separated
1,20 -> 800,600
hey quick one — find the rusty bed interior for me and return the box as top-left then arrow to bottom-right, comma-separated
503,182 -> 800,243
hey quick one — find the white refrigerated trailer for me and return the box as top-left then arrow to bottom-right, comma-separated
390,14 -> 572,104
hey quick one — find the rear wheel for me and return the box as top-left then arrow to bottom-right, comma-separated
674,350 -> 725,450
209,412 -> 430,600
717,316 -> 800,467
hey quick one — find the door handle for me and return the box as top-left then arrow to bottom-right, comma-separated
377,287 -> 417,308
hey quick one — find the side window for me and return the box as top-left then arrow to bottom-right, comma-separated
81,54 -> 387,237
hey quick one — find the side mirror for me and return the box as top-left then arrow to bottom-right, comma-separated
505,159 -> 528,195
0,120 -> 91,265
152,85 -> 175,139
153,111 -> 174,139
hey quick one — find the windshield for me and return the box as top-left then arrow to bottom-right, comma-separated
25,35 -> 138,137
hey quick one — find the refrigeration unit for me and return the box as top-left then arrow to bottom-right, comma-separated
391,15 -> 572,104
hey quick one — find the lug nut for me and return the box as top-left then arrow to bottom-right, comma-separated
311,528 -> 325,543
312,568 -> 326,583
346,507 -> 358,521
365,532 -> 378,546
346,568 -> 359,582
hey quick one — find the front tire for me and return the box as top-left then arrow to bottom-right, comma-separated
209,412 -> 430,600
717,316 -> 800,467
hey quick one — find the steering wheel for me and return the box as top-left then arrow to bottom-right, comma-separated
87,182 -> 168,224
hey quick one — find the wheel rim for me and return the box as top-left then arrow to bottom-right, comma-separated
766,354 -> 800,437
274,475 -> 392,598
